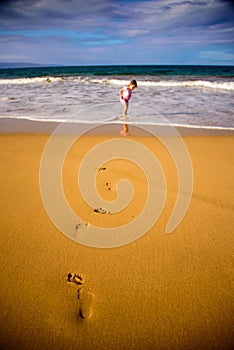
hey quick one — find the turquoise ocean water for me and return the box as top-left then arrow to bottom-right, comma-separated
0,65 -> 233,129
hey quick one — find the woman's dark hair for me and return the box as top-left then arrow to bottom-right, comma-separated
130,79 -> 137,87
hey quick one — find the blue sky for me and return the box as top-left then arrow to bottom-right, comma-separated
0,0 -> 233,65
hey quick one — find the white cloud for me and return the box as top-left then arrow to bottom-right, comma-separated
200,50 -> 234,61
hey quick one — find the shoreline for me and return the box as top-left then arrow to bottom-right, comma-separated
0,117 -> 233,136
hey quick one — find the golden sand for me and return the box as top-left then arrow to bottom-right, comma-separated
0,125 -> 233,349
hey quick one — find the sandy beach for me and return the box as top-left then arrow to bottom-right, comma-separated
0,119 -> 233,349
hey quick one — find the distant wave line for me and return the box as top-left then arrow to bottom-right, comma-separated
105,78 -> 234,90
0,76 -> 233,90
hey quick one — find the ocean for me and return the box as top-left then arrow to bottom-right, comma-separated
0,65 -> 233,130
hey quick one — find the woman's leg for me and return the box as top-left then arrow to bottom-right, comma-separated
123,101 -> 128,118
120,101 -> 129,135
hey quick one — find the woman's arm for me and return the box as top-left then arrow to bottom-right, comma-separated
119,88 -> 124,99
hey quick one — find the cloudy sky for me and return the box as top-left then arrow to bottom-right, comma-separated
0,0 -> 233,66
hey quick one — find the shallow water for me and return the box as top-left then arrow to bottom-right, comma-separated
0,65 -> 233,129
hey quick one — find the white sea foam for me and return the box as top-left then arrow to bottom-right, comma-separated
0,76 -> 64,85
0,76 -> 233,91
107,78 -> 234,90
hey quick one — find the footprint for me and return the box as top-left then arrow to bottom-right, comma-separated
75,222 -> 88,230
105,182 -> 112,191
78,288 -> 95,319
67,273 -> 83,285
98,167 -> 106,171
94,207 -> 110,214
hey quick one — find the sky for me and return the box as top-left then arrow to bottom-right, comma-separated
0,0 -> 234,66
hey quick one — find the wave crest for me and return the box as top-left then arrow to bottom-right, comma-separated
106,78 -> 234,91
0,76 -> 233,91
0,76 -> 64,85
